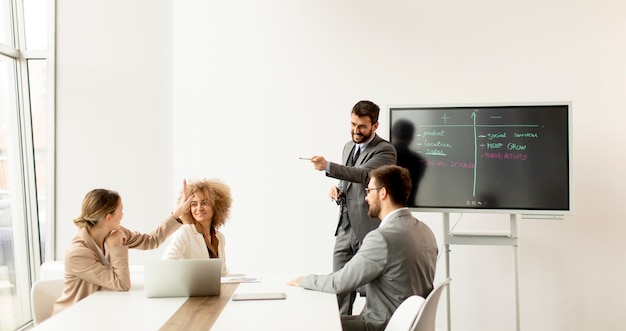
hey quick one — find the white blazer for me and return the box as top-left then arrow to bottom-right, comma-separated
162,224 -> 228,275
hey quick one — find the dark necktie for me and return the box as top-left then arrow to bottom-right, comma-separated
350,145 -> 361,166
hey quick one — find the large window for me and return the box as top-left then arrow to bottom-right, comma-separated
0,0 -> 54,329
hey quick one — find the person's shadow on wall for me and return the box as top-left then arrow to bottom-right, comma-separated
391,119 -> 426,206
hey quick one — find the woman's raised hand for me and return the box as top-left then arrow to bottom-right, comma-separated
172,179 -> 194,220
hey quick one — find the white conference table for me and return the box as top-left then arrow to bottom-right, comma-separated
34,273 -> 341,330
211,276 -> 341,331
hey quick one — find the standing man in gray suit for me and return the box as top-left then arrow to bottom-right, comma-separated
306,100 -> 397,315
289,165 -> 438,331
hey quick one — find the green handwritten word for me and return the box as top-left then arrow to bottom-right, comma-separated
487,132 -> 507,140
425,149 -> 446,156
424,140 -> 451,148
514,132 -> 538,138
507,143 -> 526,150
423,130 -> 445,137
487,143 -> 503,149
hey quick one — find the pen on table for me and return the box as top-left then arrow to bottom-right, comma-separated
298,157 -> 312,160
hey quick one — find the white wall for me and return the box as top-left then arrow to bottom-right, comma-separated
56,0 -> 626,330
55,0 -> 176,262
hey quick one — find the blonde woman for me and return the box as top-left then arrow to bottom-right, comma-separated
53,183 -> 193,315
163,178 -> 232,275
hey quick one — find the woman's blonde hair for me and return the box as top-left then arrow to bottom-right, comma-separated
73,189 -> 120,228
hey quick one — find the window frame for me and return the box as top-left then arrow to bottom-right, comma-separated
0,0 -> 55,327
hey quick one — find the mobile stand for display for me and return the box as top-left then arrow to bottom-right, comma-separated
442,212 -> 521,331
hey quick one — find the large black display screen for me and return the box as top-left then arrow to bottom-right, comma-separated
389,104 -> 572,214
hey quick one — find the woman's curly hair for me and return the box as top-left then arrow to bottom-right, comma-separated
179,178 -> 232,228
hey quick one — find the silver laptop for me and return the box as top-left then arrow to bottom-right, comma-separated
143,258 -> 222,298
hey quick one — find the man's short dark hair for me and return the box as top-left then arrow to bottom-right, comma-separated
370,165 -> 412,205
352,100 -> 380,124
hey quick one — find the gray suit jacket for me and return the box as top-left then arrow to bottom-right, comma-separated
300,209 -> 438,331
327,133 -> 397,243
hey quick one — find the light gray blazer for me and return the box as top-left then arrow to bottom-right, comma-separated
327,133 -> 397,243
300,209 -> 438,331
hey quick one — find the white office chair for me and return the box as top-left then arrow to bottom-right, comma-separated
31,278 -> 65,325
385,295 -> 426,331
411,278 -> 451,331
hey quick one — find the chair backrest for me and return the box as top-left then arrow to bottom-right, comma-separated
40,260 -> 65,280
385,295 -> 426,331
412,278 -> 451,331
31,278 -> 65,325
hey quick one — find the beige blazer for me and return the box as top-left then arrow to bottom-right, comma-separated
52,215 -> 181,315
